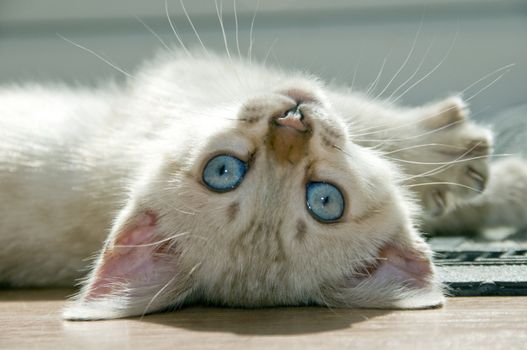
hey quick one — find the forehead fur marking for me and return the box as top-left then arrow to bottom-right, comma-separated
227,202 -> 239,222
321,124 -> 342,139
321,135 -> 333,148
228,218 -> 287,262
251,220 -> 287,263
295,219 -> 308,242
240,112 -> 261,124
228,217 -> 256,259
239,102 -> 266,124
272,218 -> 287,262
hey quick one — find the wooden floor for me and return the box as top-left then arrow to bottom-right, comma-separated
0,290 -> 526,350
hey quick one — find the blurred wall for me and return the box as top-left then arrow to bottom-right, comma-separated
0,0 -> 526,117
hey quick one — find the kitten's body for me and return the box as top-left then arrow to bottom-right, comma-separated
1,53 -> 525,319
0,85 -> 127,285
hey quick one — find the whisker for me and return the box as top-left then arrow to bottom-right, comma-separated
459,63 -> 516,97
140,274 -> 178,319
165,0 -> 192,57
333,142 -> 508,187
56,34 -> 134,79
351,102 -> 490,146
164,201 -> 199,215
134,15 -> 172,52
263,38 -> 279,67
187,262 -> 202,278
405,181 -> 482,193
465,69 -> 512,103
179,0 -> 211,58
349,104 -> 463,140
350,50 -> 362,91
352,119 -> 465,143
391,23 -> 459,104
349,80 -> 475,139
331,144 -> 350,156
387,37 -> 434,101
171,205 -> 198,215
385,140 -> 485,168
382,143 -> 467,155
371,64 -> 513,140
248,0 -> 260,64
233,0 -> 242,60
401,139 -> 484,180
376,16 -> 424,98
114,232 -> 190,248
215,0 -> 232,60
365,56 -> 388,96
405,153 -> 511,181
385,154 -> 493,166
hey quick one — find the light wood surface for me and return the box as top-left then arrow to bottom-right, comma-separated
0,289 -> 526,350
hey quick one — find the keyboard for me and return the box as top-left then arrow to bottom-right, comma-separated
429,237 -> 527,296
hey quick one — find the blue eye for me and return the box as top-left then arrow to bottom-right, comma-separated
306,182 -> 345,222
203,155 -> 247,192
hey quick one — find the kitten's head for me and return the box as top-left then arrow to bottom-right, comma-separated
64,58 -> 443,320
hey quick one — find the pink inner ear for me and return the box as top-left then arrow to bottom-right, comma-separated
87,211 -> 171,299
352,244 -> 434,289
374,245 -> 433,288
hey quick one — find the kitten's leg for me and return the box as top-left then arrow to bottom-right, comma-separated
371,98 -> 527,235
329,92 -> 492,219
424,157 -> 527,235
389,97 -> 493,218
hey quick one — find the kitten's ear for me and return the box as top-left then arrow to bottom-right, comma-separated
365,242 -> 444,309
63,206 -> 192,320
335,241 -> 444,309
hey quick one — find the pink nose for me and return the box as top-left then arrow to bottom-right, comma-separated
268,105 -> 311,164
274,106 -> 308,132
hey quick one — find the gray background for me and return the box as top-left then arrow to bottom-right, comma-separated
0,0 -> 526,118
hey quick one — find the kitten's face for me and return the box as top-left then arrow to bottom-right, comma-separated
65,76 -> 443,320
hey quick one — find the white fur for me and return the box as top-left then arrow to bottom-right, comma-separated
1,52 -> 525,320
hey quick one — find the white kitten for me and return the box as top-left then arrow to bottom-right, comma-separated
0,52 -> 524,320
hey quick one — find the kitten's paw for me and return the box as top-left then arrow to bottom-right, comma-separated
402,97 -> 493,217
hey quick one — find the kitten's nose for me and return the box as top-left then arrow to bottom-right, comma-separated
274,105 -> 308,132
268,104 -> 311,165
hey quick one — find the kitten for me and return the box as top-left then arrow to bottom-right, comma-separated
0,51 -> 524,320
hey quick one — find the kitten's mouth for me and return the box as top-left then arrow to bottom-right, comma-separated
281,88 -> 319,104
